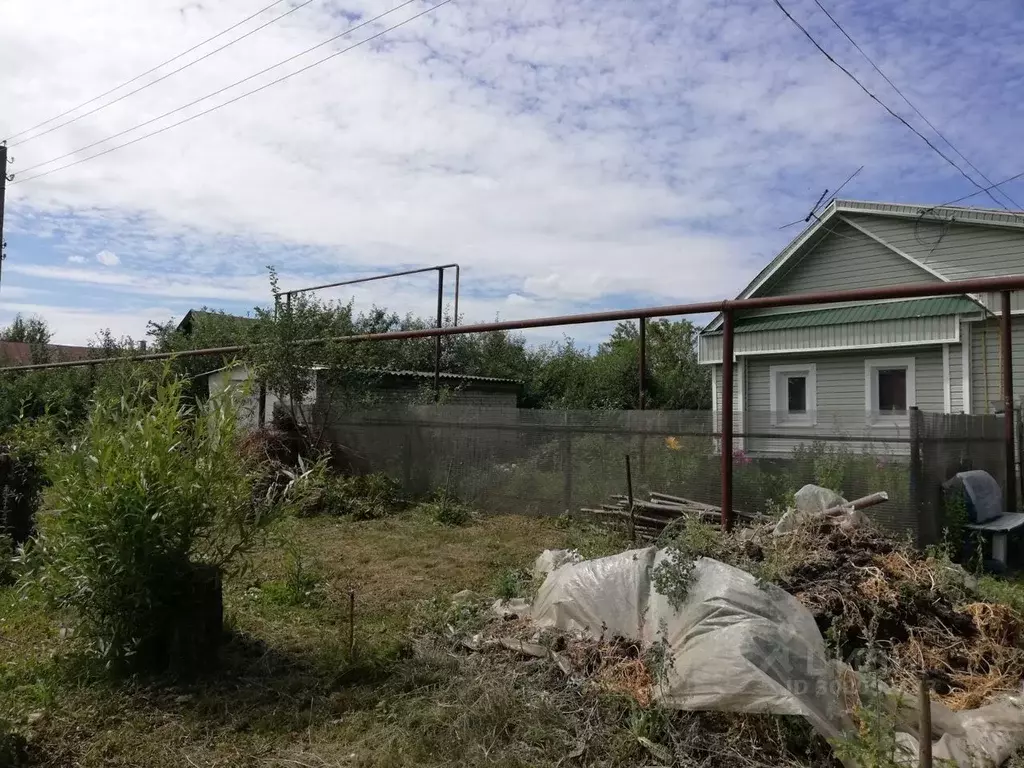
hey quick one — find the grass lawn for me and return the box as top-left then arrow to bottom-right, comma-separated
1,511 -> 639,767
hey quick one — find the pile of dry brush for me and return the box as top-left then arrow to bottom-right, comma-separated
686,518 -> 1024,712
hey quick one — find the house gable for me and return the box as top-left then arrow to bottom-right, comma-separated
702,198 -> 1024,334
756,219 -> 942,299
841,212 -> 1024,289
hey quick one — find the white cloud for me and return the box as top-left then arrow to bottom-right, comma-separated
2,0 -> 1023,332
67,255 -> 87,263
95,249 -> 120,266
0,301 -> 176,346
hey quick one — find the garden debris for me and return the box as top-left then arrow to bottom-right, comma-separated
580,489 -> 759,534
773,485 -> 888,535
637,735 -> 673,763
742,521 -> 1024,714
460,527 -> 1024,767
491,597 -> 532,618
531,549 -> 581,581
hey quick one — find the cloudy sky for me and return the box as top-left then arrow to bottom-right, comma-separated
2,0 -> 1023,345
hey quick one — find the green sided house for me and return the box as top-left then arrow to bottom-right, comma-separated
698,199 -> 1024,457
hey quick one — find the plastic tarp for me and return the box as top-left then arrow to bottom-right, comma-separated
531,547 -> 854,745
774,484 -> 850,535
529,547 -> 1024,767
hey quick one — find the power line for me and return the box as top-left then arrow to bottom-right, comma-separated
7,0 -> 320,149
922,168 -> 1024,213
810,0 -> 1021,211
3,0 -> 294,145
12,0 -> 452,186
912,169 -> 1024,242
11,0 -> 424,180
771,0 -> 1013,212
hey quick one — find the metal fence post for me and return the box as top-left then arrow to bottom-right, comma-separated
434,268 -> 444,403
1002,290 -> 1017,511
561,411 -> 573,514
909,406 -> 924,546
1017,406 -> 1024,510
638,317 -> 647,410
721,308 -> 734,532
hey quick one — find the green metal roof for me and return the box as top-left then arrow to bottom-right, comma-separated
727,297 -> 982,333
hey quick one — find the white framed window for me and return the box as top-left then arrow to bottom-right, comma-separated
769,364 -> 816,426
864,357 -> 916,426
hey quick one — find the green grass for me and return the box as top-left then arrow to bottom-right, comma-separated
976,573 -> 1024,614
0,511 -> 631,767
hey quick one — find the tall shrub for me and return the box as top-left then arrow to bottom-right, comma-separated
28,369 -> 281,671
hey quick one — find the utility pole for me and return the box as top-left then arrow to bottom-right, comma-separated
0,143 -> 13,295
0,142 -> 9,293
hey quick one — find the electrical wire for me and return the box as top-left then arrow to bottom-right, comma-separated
11,0 -> 452,186
937,169 -> 1024,208
3,0 -> 295,145
771,0 -> 1013,212
11,0 -> 430,183
8,0 -> 319,149
810,0 -> 1021,211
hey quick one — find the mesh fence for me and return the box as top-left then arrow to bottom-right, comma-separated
320,405 -> 1010,547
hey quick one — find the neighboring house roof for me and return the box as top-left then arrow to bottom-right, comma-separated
201,361 -> 521,386
702,297 -> 982,335
0,341 -> 94,366
703,198 -> 1015,333
361,368 -> 522,386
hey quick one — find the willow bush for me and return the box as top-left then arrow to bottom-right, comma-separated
27,368 -> 288,672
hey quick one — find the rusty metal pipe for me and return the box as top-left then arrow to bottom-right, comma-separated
280,262 -> 461,328
1003,291 -> 1017,511
638,317 -> 647,410
6,274 -> 1024,373
721,309 -> 735,533
281,263 -> 460,298
435,267 -> 443,402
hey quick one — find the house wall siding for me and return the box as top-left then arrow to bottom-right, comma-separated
744,220 -> 942,319
698,315 -> 958,363
948,342 -> 964,413
842,213 -> 1024,281
741,347 -> 944,455
969,316 -> 1024,414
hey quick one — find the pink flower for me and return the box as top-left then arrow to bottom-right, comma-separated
732,449 -> 752,466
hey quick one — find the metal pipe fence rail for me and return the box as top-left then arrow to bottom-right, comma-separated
3,273 -> 1024,532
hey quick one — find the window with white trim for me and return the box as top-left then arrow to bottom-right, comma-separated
769,364 -> 816,426
865,357 -> 916,425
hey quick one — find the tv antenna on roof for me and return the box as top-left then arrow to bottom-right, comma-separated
779,165 -> 864,230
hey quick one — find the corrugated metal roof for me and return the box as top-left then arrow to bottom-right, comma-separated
724,297 -> 982,333
202,361 -> 521,385
366,368 -> 522,385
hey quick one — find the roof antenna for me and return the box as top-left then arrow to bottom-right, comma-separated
779,165 -> 865,230
804,188 -> 830,222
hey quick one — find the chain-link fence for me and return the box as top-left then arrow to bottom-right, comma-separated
320,405 -> 1009,546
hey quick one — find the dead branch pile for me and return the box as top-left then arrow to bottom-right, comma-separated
735,520 -> 1024,711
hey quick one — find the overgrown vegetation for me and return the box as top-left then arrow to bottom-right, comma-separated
293,462 -> 401,520
22,369 -> 290,672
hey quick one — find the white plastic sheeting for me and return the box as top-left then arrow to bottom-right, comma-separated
773,484 -> 870,535
529,547 -> 1024,767
532,547 -> 853,744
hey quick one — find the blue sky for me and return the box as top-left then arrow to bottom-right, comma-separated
2,0 -> 1024,345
